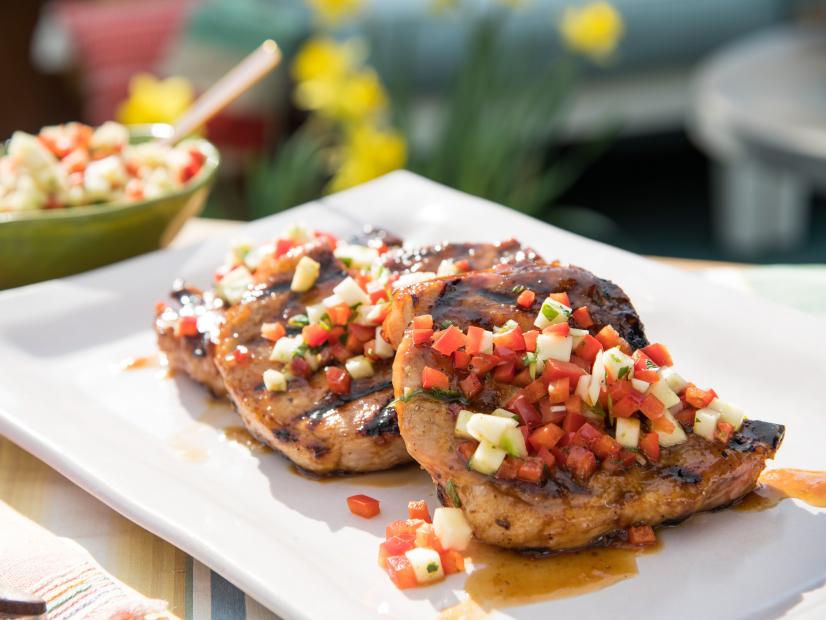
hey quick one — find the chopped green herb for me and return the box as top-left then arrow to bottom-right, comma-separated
512,284 -> 526,295
287,314 -> 309,327
319,313 -> 332,330
293,343 -> 309,357
339,256 -> 353,268
440,319 -> 455,329
445,480 -> 462,507
427,562 -> 439,573
618,366 -> 630,380
395,387 -> 467,405
541,303 -> 558,321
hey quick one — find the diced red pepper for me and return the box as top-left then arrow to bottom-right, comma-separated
612,393 -> 643,418
572,306 -> 594,328
639,393 -> 665,420
609,379 -> 633,402
627,525 -> 657,546
632,350 -> 660,383
456,441 -> 477,462
652,415 -> 676,434
573,334 -> 603,365
413,329 -> 434,345
231,346 -> 250,363
470,354 -> 500,376
302,324 -> 329,347
516,289 -> 536,308
349,323 -> 375,342
440,549 -> 465,575
566,446 -> 597,480
274,238 -> 296,258
549,291 -> 571,307
684,384 -> 717,409
547,377 -> 570,404
536,446 -> 556,470
542,359 -> 587,385
493,326 -> 526,352
539,399 -> 566,425
261,322 -> 286,342
641,343 -> 673,367
493,345 -> 518,364
328,304 -> 352,326
432,326 -> 467,356
453,350 -> 471,370
575,422 -> 603,446
176,315 -> 199,338
565,395 -> 582,415
517,457 -> 545,483
459,373 -> 483,399
422,366 -> 450,390
383,535 -> 415,556
496,455 -> 521,480
523,330 -> 539,352
595,324 -> 621,350
415,524 -> 444,552
563,410 -> 587,433
569,354 -> 591,372
326,366 -> 350,395
674,407 -> 696,428
493,362 -> 516,383
529,423 -> 566,450
413,314 -> 433,330
465,326 -> 488,355
640,432 -> 660,462
455,259 -> 470,271
522,379 -> 548,404
386,519 -> 425,539
509,395 -> 541,427
543,323 -> 570,337
407,500 -> 431,522
385,555 -> 418,590
592,433 -> 622,459
369,288 -> 389,304
347,494 -> 380,518
715,420 -> 735,444
291,355 -> 312,378
512,368 -> 532,387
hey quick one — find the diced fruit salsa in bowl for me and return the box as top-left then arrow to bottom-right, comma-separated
0,121 -> 209,214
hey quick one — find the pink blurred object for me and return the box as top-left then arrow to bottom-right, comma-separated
0,502 -> 167,619
55,0 -> 198,124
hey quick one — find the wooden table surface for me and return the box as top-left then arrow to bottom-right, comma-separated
0,217 -> 743,617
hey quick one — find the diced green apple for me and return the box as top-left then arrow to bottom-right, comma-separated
345,355 -> 374,379
333,276 -> 370,306
499,427 -> 528,457
588,350 -> 605,406
291,256 -> 321,292
433,507 -> 473,551
615,416 -> 640,449
270,335 -> 303,362
708,398 -> 745,430
661,367 -> 688,394
534,297 -> 572,329
694,408 -> 721,441
466,413 -> 518,445
536,333 -> 573,363
216,266 -> 253,305
468,441 -> 507,475
491,408 -> 519,421
404,547 -> 444,584
648,379 -> 681,409
454,410 -> 475,438
631,378 -> 650,393
263,369 -> 287,392
603,347 -> 633,381
374,327 -> 394,359
657,411 -> 688,447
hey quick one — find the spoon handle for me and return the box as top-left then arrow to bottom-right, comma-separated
166,39 -> 282,145
0,585 -> 47,618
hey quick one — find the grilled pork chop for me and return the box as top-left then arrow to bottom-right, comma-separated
388,262 -> 784,550
155,227 -> 403,397
213,239 -> 540,474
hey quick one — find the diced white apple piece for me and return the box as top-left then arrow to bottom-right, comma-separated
536,333 -> 573,363
334,243 -> 378,269
270,335 -> 303,362
570,327 -> 588,348
263,369 -> 287,392
333,276 -> 370,306
479,329 -> 494,355
282,222 -> 311,243
322,294 -> 344,308
306,303 -> 326,324
466,413 -> 518,446
352,304 -> 378,325
392,271 -> 437,289
575,374 -> 591,401
499,427 -> 528,457
374,327 -> 394,359
661,367 -> 688,394
468,441 -> 507,475
708,398 -> 745,430
588,350 -> 605,406
291,256 -> 321,292
648,380 -> 681,409
657,411 -> 688,447
345,355 -> 374,379
433,507 -> 473,551
694,408 -> 720,441
615,417 -> 640,449
631,378 -> 650,393
603,347 -> 633,381
216,266 -> 253,305
405,547 -> 444,584
491,408 -> 519,421
534,297 -> 572,328
454,410 -> 474,439
437,259 -> 459,276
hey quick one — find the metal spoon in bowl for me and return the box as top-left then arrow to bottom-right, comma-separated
0,585 -> 47,619
162,39 -> 282,146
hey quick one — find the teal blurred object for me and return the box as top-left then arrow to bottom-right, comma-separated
0,125 -> 220,290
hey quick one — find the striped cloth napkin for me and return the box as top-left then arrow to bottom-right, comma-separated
0,502 -> 168,620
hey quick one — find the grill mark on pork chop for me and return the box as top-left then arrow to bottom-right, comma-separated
297,378 -> 393,427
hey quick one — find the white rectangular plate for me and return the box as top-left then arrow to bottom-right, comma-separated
2,171 -> 825,620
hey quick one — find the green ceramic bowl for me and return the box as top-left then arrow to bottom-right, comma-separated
0,124 -> 220,289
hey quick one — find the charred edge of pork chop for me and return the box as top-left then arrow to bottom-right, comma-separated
215,240 -> 411,473
155,281 -> 226,397
380,239 -> 541,274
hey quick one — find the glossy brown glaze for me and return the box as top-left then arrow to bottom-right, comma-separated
380,239 -> 540,275
389,264 -> 784,550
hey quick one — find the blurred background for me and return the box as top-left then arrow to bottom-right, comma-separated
4,0 -> 826,263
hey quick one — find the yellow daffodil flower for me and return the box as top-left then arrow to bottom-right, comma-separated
292,37 -> 362,84
307,0 -> 363,26
117,74 -> 194,126
559,1 -> 624,61
329,124 -> 406,192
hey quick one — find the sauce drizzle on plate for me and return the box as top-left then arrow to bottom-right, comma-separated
736,469 -> 826,511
